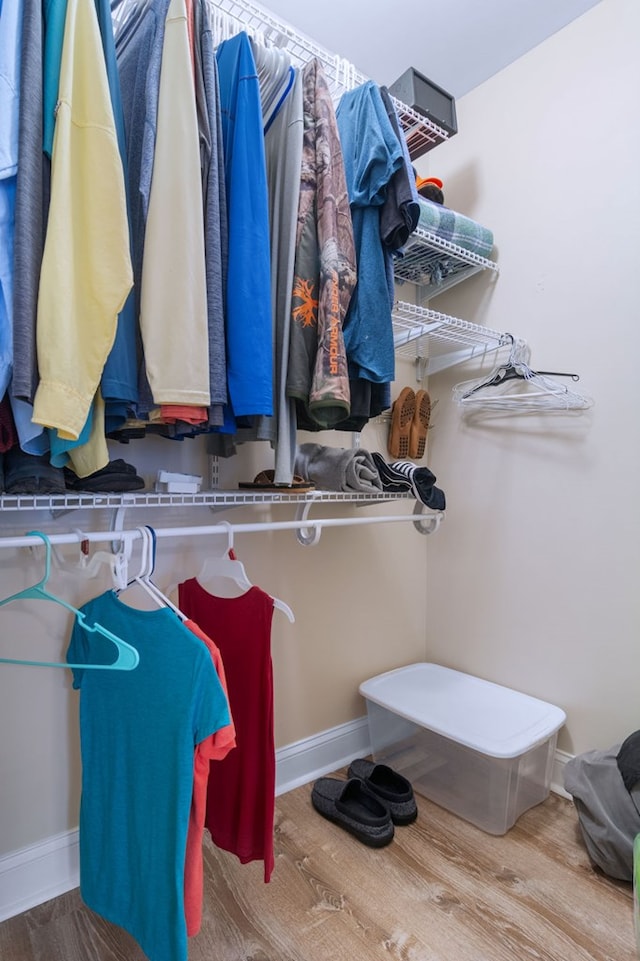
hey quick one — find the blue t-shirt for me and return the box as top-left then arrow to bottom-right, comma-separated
68,590 -> 230,961
336,81 -> 403,384
216,32 -> 273,422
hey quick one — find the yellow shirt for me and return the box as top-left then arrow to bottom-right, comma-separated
33,0 -> 133,440
66,390 -> 109,478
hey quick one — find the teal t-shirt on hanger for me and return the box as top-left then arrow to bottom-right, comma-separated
67,589 -> 230,961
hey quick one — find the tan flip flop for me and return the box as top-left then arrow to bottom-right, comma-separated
409,389 -> 431,460
388,387 -> 416,459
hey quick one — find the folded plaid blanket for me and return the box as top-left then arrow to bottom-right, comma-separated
417,198 -> 494,260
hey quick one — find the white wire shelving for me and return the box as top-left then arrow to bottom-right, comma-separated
0,489 -> 442,541
393,227 -> 499,295
392,302 -> 510,377
390,226 -> 503,374
208,0 -> 450,156
0,489 -> 411,515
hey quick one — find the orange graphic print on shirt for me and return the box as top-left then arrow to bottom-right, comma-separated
292,277 -> 318,329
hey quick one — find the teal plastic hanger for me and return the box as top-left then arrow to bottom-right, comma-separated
0,531 -> 139,671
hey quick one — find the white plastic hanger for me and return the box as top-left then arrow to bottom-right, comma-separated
136,526 -> 186,621
50,529 -> 129,585
452,338 -> 593,412
197,522 -> 295,623
116,527 -> 185,620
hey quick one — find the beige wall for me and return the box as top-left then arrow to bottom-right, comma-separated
418,0 -> 640,756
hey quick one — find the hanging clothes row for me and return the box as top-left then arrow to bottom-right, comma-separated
1,0 -> 420,491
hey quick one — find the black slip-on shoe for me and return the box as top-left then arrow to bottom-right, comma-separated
311,776 -> 394,847
347,759 -> 418,825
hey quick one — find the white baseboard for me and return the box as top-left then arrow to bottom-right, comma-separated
0,719 -> 573,923
275,715 -> 371,796
550,748 -> 572,800
0,829 -> 79,923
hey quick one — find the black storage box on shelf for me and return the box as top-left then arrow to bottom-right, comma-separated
389,67 -> 458,139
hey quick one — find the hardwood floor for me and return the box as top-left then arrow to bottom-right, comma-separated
1,779 -> 636,961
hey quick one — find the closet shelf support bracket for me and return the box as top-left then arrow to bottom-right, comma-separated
110,504 -> 130,553
413,503 -> 443,535
294,500 -> 323,547
292,496 -> 443,545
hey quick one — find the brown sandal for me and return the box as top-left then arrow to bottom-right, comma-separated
239,469 -> 315,492
388,387 -> 416,459
409,389 -> 431,460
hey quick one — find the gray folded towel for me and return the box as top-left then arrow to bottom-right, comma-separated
294,443 -> 383,494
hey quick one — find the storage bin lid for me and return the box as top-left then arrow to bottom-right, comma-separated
359,663 -> 566,758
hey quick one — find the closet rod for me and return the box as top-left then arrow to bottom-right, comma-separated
0,511 -> 441,552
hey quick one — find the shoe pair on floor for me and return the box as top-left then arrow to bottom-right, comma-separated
311,759 -> 417,848
388,387 -> 431,460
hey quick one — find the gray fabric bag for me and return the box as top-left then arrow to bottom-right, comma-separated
564,744 -> 640,881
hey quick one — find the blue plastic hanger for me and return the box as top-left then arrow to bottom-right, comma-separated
0,531 -> 139,671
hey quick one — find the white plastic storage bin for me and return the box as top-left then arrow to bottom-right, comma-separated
359,663 -> 566,835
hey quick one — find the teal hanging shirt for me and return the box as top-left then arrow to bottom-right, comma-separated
68,590 -> 230,961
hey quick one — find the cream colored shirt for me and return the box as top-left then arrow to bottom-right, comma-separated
139,0 -> 210,407
33,0 -> 133,440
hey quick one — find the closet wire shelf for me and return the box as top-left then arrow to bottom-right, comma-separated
392,302 -> 511,376
111,0 -> 450,155
0,489 -> 417,516
393,228 -> 499,295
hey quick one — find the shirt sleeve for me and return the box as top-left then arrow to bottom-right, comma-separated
191,644 -> 231,747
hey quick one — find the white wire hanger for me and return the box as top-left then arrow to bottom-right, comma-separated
0,531 -> 139,670
452,337 -> 593,412
197,522 -> 295,622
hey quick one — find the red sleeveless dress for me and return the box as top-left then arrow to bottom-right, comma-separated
178,578 -> 275,882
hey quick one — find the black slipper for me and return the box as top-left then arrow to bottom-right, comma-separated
3,449 -> 66,495
347,759 -> 418,825
311,777 -> 394,847
64,460 -> 146,493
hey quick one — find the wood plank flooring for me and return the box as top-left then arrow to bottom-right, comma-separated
1,778 -> 636,961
